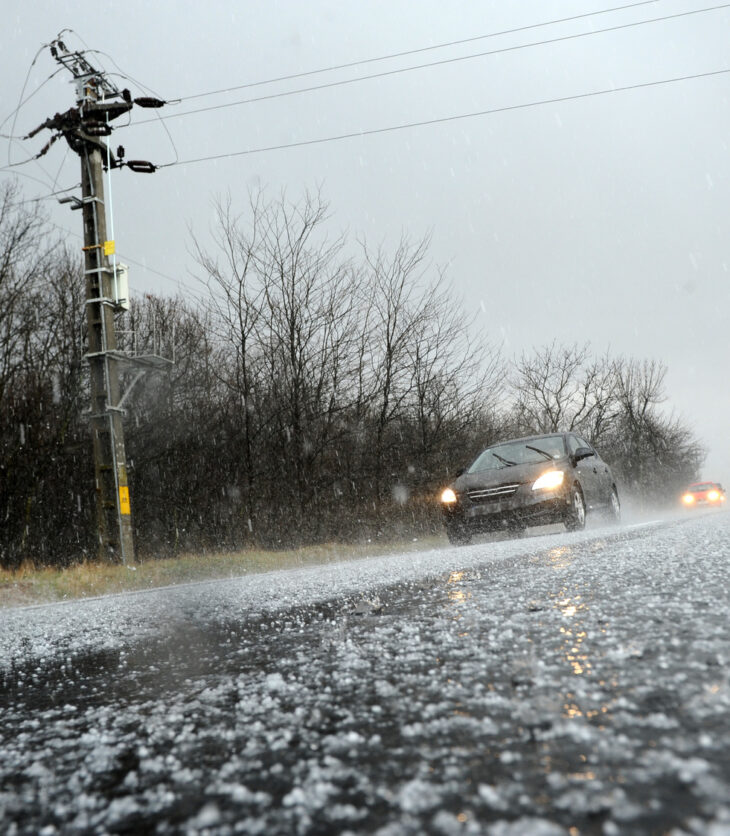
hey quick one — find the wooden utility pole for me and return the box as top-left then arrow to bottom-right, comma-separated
46,46 -> 137,563
26,38 -> 168,563
80,125 -> 135,563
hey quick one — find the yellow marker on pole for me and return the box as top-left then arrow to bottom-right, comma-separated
103,240 -> 115,256
119,486 -> 131,515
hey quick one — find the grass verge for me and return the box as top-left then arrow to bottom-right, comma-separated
0,535 -> 445,609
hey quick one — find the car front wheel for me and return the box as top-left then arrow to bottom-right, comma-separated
565,485 -> 586,531
606,487 -> 621,524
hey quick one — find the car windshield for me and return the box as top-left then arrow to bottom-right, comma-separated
690,483 -> 716,492
468,436 -> 566,473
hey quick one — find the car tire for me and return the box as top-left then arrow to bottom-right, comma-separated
606,487 -> 621,524
445,522 -> 472,546
565,485 -> 586,531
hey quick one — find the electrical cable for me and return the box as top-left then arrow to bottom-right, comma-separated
157,67 -> 730,169
134,3 -> 730,127
0,154 -> 61,191
72,43 -> 180,165
4,11 -> 726,307
1,43 -> 67,190
5,4 -> 723,177
175,0 -> 664,102
2,43 -> 48,152
50,145 -> 71,196
86,48 -> 167,102
3,182 -> 81,209
0,67 -> 65,138
0,168 -> 57,191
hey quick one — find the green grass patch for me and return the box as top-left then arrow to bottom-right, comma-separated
0,535 -> 445,609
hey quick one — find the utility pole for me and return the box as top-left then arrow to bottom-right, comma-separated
26,37 -> 167,564
80,112 -> 135,564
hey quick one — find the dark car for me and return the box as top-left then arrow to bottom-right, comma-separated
440,432 -> 620,545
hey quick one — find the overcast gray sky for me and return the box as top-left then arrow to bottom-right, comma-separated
3,0 -> 730,485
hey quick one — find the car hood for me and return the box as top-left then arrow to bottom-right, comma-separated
453,459 -> 567,491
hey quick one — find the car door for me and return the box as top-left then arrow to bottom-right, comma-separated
567,434 -> 602,509
578,438 -> 613,505
577,435 -> 612,505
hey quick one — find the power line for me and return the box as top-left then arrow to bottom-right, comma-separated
158,67 -> 730,169
175,0 -> 663,102
1,42 -> 70,188
82,48 -> 180,165
2,43 -> 48,152
135,3 -> 730,127
0,68 -> 65,138
3,182 -> 81,209
0,167 -> 58,190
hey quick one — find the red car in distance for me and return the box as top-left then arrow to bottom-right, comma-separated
682,482 -> 726,508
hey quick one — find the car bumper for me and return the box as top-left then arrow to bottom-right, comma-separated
442,486 -> 572,533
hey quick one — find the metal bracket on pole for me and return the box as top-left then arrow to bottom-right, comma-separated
84,348 -> 173,411
87,406 -> 126,419
58,195 -> 103,210
84,297 -> 118,311
116,370 -> 146,411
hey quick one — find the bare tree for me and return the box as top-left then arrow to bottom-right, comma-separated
191,192 -> 269,537
256,190 -> 356,529
359,235 -> 434,512
0,182 -> 60,409
405,281 -> 504,485
2,178 -> 708,564
607,358 -> 704,502
512,342 -> 608,434
0,231 -> 92,568
508,345 -> 705,506
193,188 -> 365,542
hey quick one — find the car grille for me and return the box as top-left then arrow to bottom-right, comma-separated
468,483 -> 521,503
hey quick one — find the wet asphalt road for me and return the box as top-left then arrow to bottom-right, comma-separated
2,513 -> 730,835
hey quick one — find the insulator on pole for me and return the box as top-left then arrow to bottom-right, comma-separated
126,160 -> 157,173
133,97 -> 166,108
84,122 -> 113,136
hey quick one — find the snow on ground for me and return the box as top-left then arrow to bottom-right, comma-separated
0,519 -> 664,672
2,512 -> 730,834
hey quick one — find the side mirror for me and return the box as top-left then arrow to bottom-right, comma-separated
455,467 -> 466,477
572,446 -> 594,464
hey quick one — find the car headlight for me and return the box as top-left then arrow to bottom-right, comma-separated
532,470 -> 564,491
441,488 -> 457,504
708,490 -> 719,501
683,494 -> 694,504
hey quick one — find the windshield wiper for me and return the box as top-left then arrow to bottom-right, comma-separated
492,452 -> 517,466
525,445 -> 554,461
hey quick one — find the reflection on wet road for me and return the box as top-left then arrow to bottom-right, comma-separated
2,515 -> 730,834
